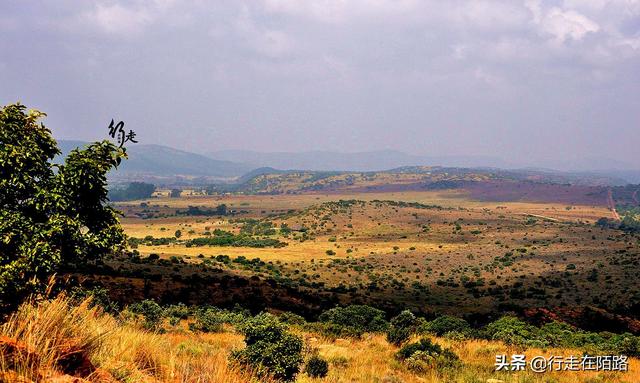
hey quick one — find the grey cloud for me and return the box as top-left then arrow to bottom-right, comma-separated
0,0 -> 638,169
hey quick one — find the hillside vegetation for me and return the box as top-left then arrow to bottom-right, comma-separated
1,294 -> 639,383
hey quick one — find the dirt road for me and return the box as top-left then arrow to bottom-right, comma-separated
607,188 -> 620,220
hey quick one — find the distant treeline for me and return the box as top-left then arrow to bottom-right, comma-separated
175,204 -> 228,216
109,182 -> 156,202
596,214 -> 640,233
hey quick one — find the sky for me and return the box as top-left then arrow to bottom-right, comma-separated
1,0 -> 639,169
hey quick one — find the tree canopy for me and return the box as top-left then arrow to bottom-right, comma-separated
0,103 -> 127,311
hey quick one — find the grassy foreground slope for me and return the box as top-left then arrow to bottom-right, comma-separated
1,295 -> 638,383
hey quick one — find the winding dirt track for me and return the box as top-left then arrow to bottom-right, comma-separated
607,188 -> 620,220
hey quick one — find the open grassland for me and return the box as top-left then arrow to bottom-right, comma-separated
1,295 -> 638,383
106,189 -> 640,319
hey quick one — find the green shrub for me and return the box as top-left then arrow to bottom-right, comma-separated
538,321 -> 577,347
318,305 -> 389,337
129,299 -> 164,330
164,303 -> 191,319
420,315 -> 470,336
304,355 -> 329,378
483,316 -> 545,347
396,338 -> 459,372
70,286 -> 119,314
397,337 -> 442,360
387,326 -> 411,346
386,310 -> 417,345
189,308 -> 224,333
610,333 -> 640,357
304,321 -> 363,339
231,313 -> 303,381
279,312 -> 307,326
391,310 -> 417,329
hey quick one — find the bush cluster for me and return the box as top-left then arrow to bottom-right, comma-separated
318,305 -> 389,337
420,315 -> 471,337
305,355 -> 329,378
386,310 -> 417,345
231,313 -> 304,381
396,338 -> 460,372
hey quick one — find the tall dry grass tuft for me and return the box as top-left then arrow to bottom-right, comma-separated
0,295 -> 266,382
0,294 -> 110,381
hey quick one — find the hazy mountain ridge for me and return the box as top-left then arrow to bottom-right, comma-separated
57,141 -> 634,186
208,149 -> 513,172
57,140 -> 254,182
209,149 -> 637,184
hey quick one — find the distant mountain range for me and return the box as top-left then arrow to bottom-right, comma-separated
55,141 -> 640,185
208,149 -> 640,176
57,140 -> 253,182
207,149 -> 514,172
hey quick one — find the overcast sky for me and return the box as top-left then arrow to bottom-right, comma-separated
1,1 -> 639,168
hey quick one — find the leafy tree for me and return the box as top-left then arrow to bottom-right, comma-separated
420,315 -> 471,336
0,103 -> 127,311
231,313 -> 303,381
387,310 -> 417,345
318,305 -> 389,336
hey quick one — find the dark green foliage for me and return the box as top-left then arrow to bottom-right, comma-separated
420,315 -> 470,336
163,303 -> 191,319
396,338 -> 443,360
318,305 -> 389,337
596,215 -> 640,233
304,355 -> 329,378
239,219 -> 276,236
185,230 -> 287,248
538,321 -> 577,347
609,333 -> 640,357
189,308 -> 224,333
481,316 -> 640,355
391,310 -> 417,329
483,316 -> 543,347
129,299 -> 164,330
70,285 -> 119,314
176,204 -> 228,217
108,182 -> 155,201
303,322 -> 364,339
190,306 -> 247,333
387,326 -> 411,346
387,310 -> 417,345
0,103 -> 126,311
279,312 -> 307,326
231,313 -> 303,381
396,338 -> 460,372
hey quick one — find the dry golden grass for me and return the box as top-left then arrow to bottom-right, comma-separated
0,295 -> 266,383
1,296 -> 638,383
